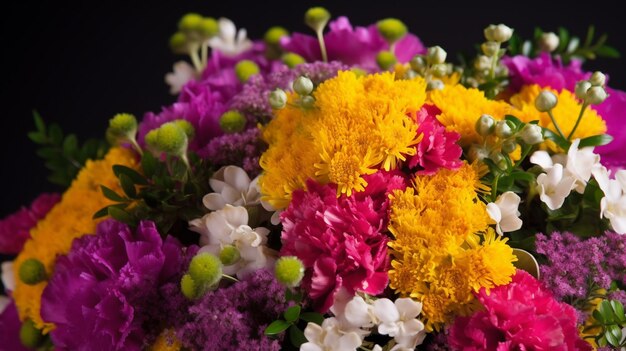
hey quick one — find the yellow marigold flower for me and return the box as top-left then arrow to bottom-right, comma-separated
428,84 -> 512,147
510,84 -> 607,152
12,147 -> 138,332
315,146 -> 378,196
150,329 -> 182,351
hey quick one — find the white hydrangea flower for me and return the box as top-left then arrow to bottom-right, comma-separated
486,191 -> 523,235
1,261 -> 15,293
189,205 -> 275,278
592,166 -> 626,234
203,166 -> 261,211
565,139 -> 601,193
372,298 -> 426,350
536,164 -> 576,210
164,61 -> 197,95
301,318 -> 363,351
208,18 -> 253,56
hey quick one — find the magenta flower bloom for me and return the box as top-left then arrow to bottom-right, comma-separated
449,270 -> 592,351
280,16 -> 425,71
280,171 -> 407,312
41,220 -> 187,351
0,300 -> 29,351
407,104 -> 462,175
0,193 -> 60,254
503,53 -> 626,169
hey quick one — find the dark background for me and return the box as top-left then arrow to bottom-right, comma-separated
1,1 -> 625,218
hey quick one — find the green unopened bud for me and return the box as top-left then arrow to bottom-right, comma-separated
20,319 -> 43,348
181,274 -> 198,300
234,60 -> 260,83
468,145 -> 489,162
502,139 -> 518,153
169,32 -> 188,53
155,122 -> 188,155
293,76 -> 314,96
589,71 -> 606,87
109,113 -> 138,137
179,13 -> 203,32
300,95 -> 316,109
427,46 -> 447,64
351,67 -> 367,77
431,63 -> 448,78
19,258 -> 46,285
495,120 -> 515,138
484,24 -> 513,43
409,56 -> 426,72
539,32 -> 559,52
535,91 -> 558,112
376,18 -> 408,44
188,253 -> 223,287
304,7 -> 331,32
269,89 -> 288,109
264,26 -> 289,46
426,79 -> 444,91
474,55 -> 491,71
575,81 -> 592,100
586,86 -> 608,105
145,129 -> 159,149
173,120 -> 195,140
476,114 -> 495,136
219,111 -> 247,133
490,151 -> 508,170
520,123 -> 544,145
275,256 -> 305,287
198,17 -> 219,37
376,51 -> 397,70
282,52 -> 306,68
219,245 -> 241,266
481,41 -> 500,57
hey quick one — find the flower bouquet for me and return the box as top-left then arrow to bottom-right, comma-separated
1,6 -> 625,351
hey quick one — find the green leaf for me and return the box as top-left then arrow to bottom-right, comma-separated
264,320 -> 291,335
605,325 -> 621,346
33,110 -> 46,134
533,27 -> 543,41
583,25 -> 595,47
504,115 -> 523,128
108,206 -> 135,225
119,174 -> 137,198
300,312 -> 324,325
27,131 -> 46,144
63,134 -> 78,155
558,27 -> 569,52
596,45 -> 621,58
284,305 -> 301,323
578,134 -> 613,148
610,300 -> 625,323
566,37 -> 580,53
141,152 -> 158,179
285,289 -> 303,303
100,185 -> 127,202
289,325 -> 307,348
542,128 -> 571,150
93,206 -> 112,219
593,309 -> 605,323
599,300 -> 615,323
113,165 -> 148,185
49,124 -> 63,145
509,170 -> 535,183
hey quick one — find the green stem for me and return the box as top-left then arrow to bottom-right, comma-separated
316,29 -> 328,62
514,144 -> 532,168
201,42 -> 209,70
547,110 -> 566,139
128,137 -> 143,156
491,174 -> 500,202
567,102 -> 589,140
189,46 -> 202,72
488,44 -> 500,80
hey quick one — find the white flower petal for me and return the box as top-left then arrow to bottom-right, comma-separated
496,191 -> 521,217
1,261 -> 15,293
218,18 -> 236,42
486,203 -> 502,223
592,166 -> 611,194
338,332 -> 363,350
300,343 -> 323,351
616,170 -> 626,192
372,299 -> 399,324
530,151 -> 554,170
500,215 -> 523,233
344,296 -> 372,328
221,205 -> 249,227
224,166 -> 251,192
165,61 -> 196,95
203,193 -> 227,211
394,298 -> 422,320
303,322 -> 323,343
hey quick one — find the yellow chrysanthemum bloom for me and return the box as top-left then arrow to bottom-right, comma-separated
387,162 -> 516,330
259,71 -> 427,207
12,147 -> 138,332
429,84 -> 512,147
510,84 -> 607,152
150,329 -> 182,351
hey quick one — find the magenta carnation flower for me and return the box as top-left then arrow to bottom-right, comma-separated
448,270 -> 592,351
41,220 -> 187,351
0,300 -> 29,351
0,193 -> 60,254
280,16 -> 425,71
280,171 -> 407,312
407,104 -> 462,175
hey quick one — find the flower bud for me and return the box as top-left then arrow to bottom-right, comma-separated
219,245 -> 241,266
275,256 -> 305,287
264,26 -> 289,46
539,32 -> 559,52
501,139 -> 518,153
575,81 -> 592,100
300,95 -> 316,109
234,60 -> 260,83
490,151 -> 508,170
19,258 -> 46,285
586,86 -> 608,105
376,18 -> 408,44
109,113 -> 138,138
173,120 -> 195,140
304,7 -> 331,32
474,55 -> 491,71
144,129 -> 159,149
495,120 -> 514,138
178,13 -> 203,32
219,111 -> 247,133
535,91 -> 558,112
198,17 -> 219,37
484,24 -> 513,43
269,89 -> 288,109
409,56 -> 426,72
427,46 -> 447,64
155,122 -> 188,155
293,76 -> 314,96
481,41 -> 500,57
19,319 -> 43,348
376,51 -> 397,70
431,63 -> 448,78
475,114 -> 495,136
180,274 -> 198,300
169,32 -> 188,54
589,71 -> 606,87
188,253 -> 223,287
520,123 -> 544,145
426,79 -> 444,91
468,145 -> 490,162
282,53 -> 306,68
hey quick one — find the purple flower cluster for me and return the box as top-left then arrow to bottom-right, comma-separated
176,269 -> 288,351
41,220 -> 187,351
200,128 -> 266,177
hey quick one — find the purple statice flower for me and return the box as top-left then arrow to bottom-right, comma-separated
503,53 -> 626,169
280,16 -> 425,71
200,128 -> 266,177
0,193 -> 60,254
176,269 -> 288,351
40,220 -> 187,351
0,299 -> 29,351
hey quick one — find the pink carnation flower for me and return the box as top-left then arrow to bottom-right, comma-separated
407,104 -> 462,175
449,270 -> 592,351
0,193 -> 60,254
280,171 -> 407,312
280,16 -> 425,71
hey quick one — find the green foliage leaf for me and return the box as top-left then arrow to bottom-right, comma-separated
605,325 -> 621,346
558,27 -> 569,52
289,325 -> 307,347
33,110 -> 46,134
284,305 -> 301,323
264,320 -> 291,335
113,165 -> 148,185
599,300 -> 616,324
285,289 -> 303,303
300,312 -> 324,326
542,128 -> 571,150
108,206 -> 135,225
27,131 -> 46,143
141,152 -> 158,179
610,300 -> 625,323
119,174 -> 137,198
63,134 -> 78,155
578,134 -> 613,148
596,45 -> 621,58
100,185 -> 127,202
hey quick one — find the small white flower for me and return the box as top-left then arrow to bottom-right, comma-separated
372,298 -> 426,350
1,261 -> 15,293
566,139 -> 601,193
536,164 -> 576,210
301,318 -> 363,351
203,166 -> 261,211
486,191 -> 523,235
592,166 -> 626,234
164,61 -> 197,95
208,18 -> 253,56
